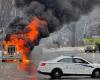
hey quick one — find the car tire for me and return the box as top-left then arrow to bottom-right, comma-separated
92,69 -> 100,78
50,68 -> 62,79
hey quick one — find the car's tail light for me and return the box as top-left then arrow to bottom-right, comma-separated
40,63 -> 47,67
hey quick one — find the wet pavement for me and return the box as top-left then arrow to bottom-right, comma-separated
0,47 -> 100,80
0,62 -> 37,80
37,75 -> 100,80
37,67 -> 100,80
0,59 -> 100,80
2,61 -> 99,80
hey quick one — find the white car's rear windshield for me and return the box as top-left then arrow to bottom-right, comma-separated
58,58 -> 73,63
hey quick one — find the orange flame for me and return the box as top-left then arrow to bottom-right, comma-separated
3,17 -> 47,63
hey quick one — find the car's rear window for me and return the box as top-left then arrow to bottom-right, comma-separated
58,58 -> 73,63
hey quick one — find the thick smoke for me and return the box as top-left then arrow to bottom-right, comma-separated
14,0 -> 100,33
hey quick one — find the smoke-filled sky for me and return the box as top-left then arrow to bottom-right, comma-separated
39,6 -> 100,46
15,0 -> 100,32
13,0 -> 100,47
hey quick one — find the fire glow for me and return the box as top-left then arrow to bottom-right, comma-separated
3,17 -> 47,62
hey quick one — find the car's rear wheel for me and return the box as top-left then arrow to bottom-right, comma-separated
92,69 -> 100,78
50,68 -> 62,79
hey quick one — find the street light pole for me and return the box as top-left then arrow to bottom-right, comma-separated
0,0 -> 4,40
69,22 -> 76,47
12,0 -> 17,17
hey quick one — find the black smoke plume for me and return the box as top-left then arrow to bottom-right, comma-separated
13,0 -> 100,33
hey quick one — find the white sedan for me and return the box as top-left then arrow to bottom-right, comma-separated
38,55 -> 100,79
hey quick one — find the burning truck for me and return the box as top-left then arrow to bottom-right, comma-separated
1,17 -> 49,62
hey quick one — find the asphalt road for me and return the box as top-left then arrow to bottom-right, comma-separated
0,62 -> 37,80
2,62 -> 97,80
0,47 -> 100,80
37,76 -> 100,80
37,71 -> 100,80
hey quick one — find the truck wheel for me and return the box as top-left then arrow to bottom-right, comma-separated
2,60 -> 6,62
19,59 -> 22,62
92,69 -> 100,78
50,68 -> 62,79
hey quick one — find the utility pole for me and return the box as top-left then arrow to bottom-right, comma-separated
71,22 -> 76,47
67,22 -> 76,47
12,0 -> 17,17
0,0 -> 4,40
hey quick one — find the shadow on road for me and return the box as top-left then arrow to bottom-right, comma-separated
39,76 -> 99,80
